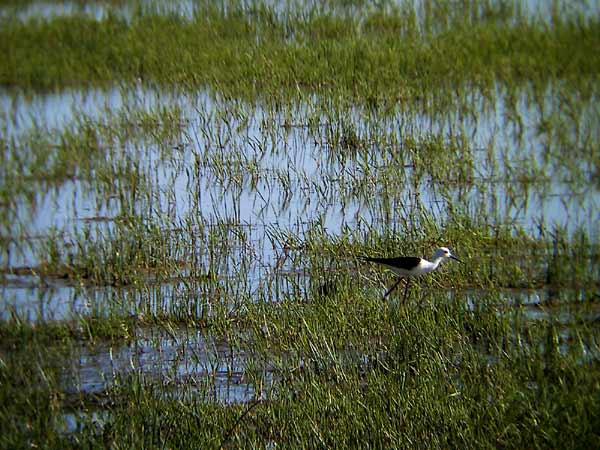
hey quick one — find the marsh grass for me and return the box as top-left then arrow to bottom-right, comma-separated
0,99 -> 185,234
1,1 -> 599,98
1,0 -> 600,447
4,289 -> 594,449
2,253 -> 599,448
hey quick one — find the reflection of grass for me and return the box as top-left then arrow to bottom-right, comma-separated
0,103 -> 184,227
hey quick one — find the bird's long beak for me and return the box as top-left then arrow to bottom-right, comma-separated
450,255 -> 462,263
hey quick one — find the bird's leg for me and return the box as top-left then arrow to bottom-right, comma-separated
383,277 -> 404,298
402,278 -> 411,303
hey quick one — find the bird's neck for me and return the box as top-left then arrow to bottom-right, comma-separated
429,257 -> 444,271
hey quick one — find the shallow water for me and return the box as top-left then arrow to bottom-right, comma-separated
0,0 -> 196,23
50,326 -> 270,434
60,327 -> 263,404
1,4 -> 598,442
2,85 -> 598,230
1,81 -> 599,320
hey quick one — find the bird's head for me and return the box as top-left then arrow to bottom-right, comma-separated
434,247 -> 462,263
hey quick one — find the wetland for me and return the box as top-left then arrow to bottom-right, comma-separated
1,0 -> 599,448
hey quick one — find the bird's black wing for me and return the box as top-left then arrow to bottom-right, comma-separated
361,256 -> 421,271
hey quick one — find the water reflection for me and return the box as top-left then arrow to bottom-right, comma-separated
1,81 -> 598,320
61,326 -> 266,404
2,84 -> 597,241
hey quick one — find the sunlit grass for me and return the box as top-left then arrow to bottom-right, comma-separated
1,0 -> 599,447
0,1 -> 598,99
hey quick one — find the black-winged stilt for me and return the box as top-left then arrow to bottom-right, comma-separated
362,247 -> 462,300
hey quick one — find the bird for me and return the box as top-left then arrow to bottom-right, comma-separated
361,247 -> 462,301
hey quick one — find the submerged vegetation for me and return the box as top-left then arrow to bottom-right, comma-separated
0,0 -> 599,448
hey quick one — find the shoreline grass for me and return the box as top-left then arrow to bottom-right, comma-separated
0,2 -> 598,99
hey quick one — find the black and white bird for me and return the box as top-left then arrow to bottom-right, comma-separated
362,247 -> 462,300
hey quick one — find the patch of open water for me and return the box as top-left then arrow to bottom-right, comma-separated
2,85 -> 598,238
52,325 -> 272,433
1,82 -> 598,320
60,327 -> 265,404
